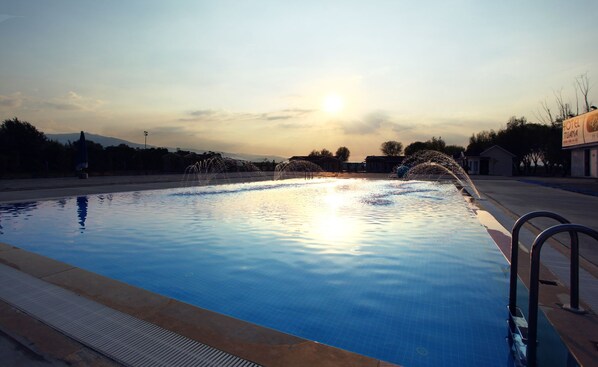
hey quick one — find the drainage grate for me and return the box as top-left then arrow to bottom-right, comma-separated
0,264 -> 261,367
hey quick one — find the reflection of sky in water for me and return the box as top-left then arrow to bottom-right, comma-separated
0,179 -> 512,367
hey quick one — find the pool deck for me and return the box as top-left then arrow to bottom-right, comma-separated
0,173 -> 597,366
469,176 -> 598,367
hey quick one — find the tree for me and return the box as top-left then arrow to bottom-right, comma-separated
576,72 -> 592,113
335,146 -> 350,162
444,144 -> 466,157
466,116 -> 568,175
0,117 -> 48,174
536,73 -> 593,124
380,141 -> 403,156
404,141 -> 427,156
320,148 -> 333,157
426,136 -> 446,152
309,148 -> 333,157
467,130 -> 496,155
403,137 -> 463,156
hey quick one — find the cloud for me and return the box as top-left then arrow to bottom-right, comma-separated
390,116 -> 497,146
390,123 -> 415,133
263,115 -> 291,121
260,109 -> 315,121
42,91 -> 105,111
180,109 -> 240,122
180,108 -> 315,123
0,14 -> 22,25
148,125 -> 191,135
0,92 -> 23,109
42,101 -> 80,110
189,109 -> 220,118
341,111 -> 396,134
281,108 -> 315,115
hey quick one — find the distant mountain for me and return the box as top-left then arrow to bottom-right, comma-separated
47,133 -> 147,149
46,133 -> 287,162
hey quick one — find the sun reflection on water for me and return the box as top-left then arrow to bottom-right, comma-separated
301,182 -> 367,254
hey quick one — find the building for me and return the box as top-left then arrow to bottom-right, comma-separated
289,155 -> 341,172
365,156 -> 404,173
342,162 -> 365,172
562,108 -> 598,177
467,145 -> 515,176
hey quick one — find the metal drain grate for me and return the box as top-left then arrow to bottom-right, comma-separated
0,264 -> 261,367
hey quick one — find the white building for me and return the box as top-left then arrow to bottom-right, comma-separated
467,145 -> 515,176
562,109 -> 598,178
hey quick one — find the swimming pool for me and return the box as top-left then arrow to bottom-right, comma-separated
1,179 -> 513,366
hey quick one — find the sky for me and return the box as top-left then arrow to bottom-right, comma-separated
1,1 -> 597,161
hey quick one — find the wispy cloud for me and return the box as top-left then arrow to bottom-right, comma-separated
0,14 -> 22,25
38,91 -> 105,111
179,108 -> 315,123
0,92 -> 23,109
261,109 -> 315,121
180,109 -> 239,122
189,109 -> 220,118
341,111 -> 400,134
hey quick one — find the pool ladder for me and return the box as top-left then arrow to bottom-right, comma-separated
507,211 -> 598,367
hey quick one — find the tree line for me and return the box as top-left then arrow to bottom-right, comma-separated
374,73 -> 594,176
0,115 -> 573,178
0,117 -> 224,178
307,147 -> 351,162
379,137 -> 465,157
376,118 -> 566,176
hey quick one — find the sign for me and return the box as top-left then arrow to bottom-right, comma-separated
562,109 -> 598,147
586,111 -> 598,145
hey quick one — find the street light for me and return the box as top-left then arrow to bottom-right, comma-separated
144,131 -> 148,149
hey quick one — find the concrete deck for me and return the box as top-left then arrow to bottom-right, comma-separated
468,177 -> 598,367
0,174 -> 597,366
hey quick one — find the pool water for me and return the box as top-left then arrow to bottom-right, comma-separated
1,179 -> 514,366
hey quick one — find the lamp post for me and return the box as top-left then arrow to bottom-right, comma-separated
144,131 -> 148,149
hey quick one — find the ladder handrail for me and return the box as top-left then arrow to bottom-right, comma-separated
527,224 -> 598,366
509,211 -> 578,314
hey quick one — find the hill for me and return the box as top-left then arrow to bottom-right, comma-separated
47,133 -> 146,149
46,133 -> 287,162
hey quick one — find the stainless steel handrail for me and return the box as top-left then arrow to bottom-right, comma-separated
526,224 -> 598,367
509,211 -> 578,315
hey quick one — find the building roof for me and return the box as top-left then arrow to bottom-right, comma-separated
480,145 -> 516,157
365,155 -> 404,162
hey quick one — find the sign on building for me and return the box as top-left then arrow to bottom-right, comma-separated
563,109 -> 598,148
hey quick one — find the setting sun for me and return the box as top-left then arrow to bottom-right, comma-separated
322,93 -> 344,114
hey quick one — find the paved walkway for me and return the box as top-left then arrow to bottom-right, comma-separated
471,176 -> 598,313
472,176 -> 598,265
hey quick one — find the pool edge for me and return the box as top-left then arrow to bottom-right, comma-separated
471,196 -> 597,367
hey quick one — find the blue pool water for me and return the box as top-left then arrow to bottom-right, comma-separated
1,179 -> 514,366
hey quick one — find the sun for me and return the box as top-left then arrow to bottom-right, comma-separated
322,93 -> 344,114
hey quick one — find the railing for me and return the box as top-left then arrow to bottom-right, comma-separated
507,211 -> 597,366
526,224 -> 598,366
508,212 -> 579,315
